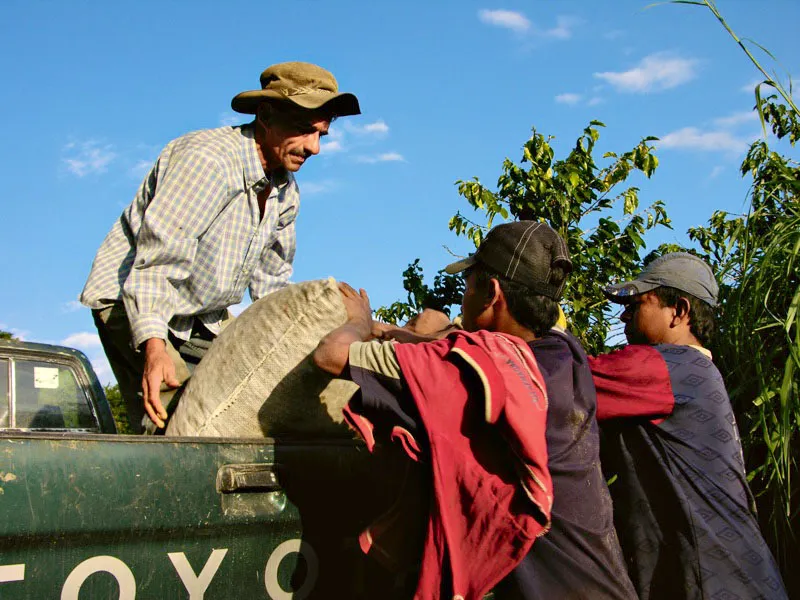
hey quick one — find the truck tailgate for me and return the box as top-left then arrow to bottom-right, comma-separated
0,433 -> 396,599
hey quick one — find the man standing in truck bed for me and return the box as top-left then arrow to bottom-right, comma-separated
81,62 -> 361,433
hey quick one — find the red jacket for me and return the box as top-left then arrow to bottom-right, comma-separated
344,330 -> 552,600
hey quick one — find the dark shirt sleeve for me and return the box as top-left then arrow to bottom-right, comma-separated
589,345 -> 675,421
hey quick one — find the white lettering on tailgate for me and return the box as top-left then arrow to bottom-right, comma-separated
4,540 -> 320,597
61,555 -> 135,600
264,539 -> 318,600
168,548 -> 228,600
0,564 -> 24,583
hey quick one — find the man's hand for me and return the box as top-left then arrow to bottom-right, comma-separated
142,338 -> 180,429
313,282 -> 374,375
338,282 -> 372,338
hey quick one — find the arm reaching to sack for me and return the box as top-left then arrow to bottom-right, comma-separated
314,282 -> 373,376
142,338 -> 181,428
374,308 -> 460,344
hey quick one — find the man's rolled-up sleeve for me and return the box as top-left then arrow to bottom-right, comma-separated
589,345 -> 676,421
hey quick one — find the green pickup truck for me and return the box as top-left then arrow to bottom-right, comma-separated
0,339 -> 397,599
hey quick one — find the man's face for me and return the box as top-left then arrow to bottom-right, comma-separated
620,291 -> 673,345
260,113 -> 331,172
460,270 -> 491,332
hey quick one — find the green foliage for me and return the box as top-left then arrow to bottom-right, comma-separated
0,330 -> 16,341
104,383 -> 132,434
669,4 -> 798,588
382,121 -> 671,354
374,259 -> 464,325
688,95 -> 799,585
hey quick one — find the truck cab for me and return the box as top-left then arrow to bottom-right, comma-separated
0,339 -> 116,434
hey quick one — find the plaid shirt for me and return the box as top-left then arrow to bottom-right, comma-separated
81,123 -> 299,347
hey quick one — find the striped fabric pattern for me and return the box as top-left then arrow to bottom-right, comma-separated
80,123 -> 299,347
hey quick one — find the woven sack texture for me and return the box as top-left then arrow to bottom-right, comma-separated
166,278 -> 358,437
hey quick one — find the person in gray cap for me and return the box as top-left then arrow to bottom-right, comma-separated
590,252 -> 787,600
81,62 -> 360,433
314,221 -> 637,599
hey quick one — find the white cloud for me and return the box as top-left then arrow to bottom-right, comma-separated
555,93 -> 582,105
357,152 -> 406,164
740,78 -> 764,93
62,141 -> 117,177
0,324 -> 28,341
346,120 -> 389,135
594,53 -> 698,93
544,16 -> 578,40
301,180 -> 338,195
657,127 -> 749,154
709,166 -> 725,179
740,77 -> 796,94
478,10 -> 577,40
363,120 -> 390,134
603,29 -> 624,41
129,159 -> 153,179
321,139 -> 344,153
219,112 -> 242,127
62,300 -> 83,313
588,96 -> 603,106
61,332 -> 102,350
89,353 -> 114,386
713,110 -> 758,128
478,9 -> 530,33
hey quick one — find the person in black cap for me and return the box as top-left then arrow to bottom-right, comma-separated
454,223 -> 637,599
590,252 -> 787,599
314,221 -> 637,599
81,62 -> 360,433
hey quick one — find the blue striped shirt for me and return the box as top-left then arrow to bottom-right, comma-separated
80,123 -> 299,347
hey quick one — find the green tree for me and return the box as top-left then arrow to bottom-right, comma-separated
687,96 -> 799,593
378,121 -> 671,355
0,330 -> 16,341
375,259 -> 465,325
104,383 -> 132,434
661,1 -> 799,592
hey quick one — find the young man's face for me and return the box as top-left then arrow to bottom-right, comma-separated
620,291 -> 673,345
259,113 -> 331,172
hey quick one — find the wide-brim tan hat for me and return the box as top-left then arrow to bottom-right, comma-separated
231,61 -> 361,116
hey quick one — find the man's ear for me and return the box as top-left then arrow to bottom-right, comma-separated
672,297 -> 691,327
487,278 -> 504,310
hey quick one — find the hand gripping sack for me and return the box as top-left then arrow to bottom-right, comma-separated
166,278 -> 359,437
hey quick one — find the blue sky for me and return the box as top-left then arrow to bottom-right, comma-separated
1,0 -> 798,384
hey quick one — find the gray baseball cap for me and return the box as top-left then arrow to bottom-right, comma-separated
444,221 -> 572,300
604,252 -> 719,307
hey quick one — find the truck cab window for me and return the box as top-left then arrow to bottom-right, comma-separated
14,360 -> 97,430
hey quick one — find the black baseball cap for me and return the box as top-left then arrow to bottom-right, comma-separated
604,252 -> 719,307
444,221 -> 572,300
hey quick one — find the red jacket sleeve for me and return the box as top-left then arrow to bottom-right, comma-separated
589,345 -> 675,421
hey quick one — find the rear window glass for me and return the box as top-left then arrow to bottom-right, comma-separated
13,359 -> 97,429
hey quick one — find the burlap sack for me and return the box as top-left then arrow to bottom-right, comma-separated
166,278 -> 359,438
